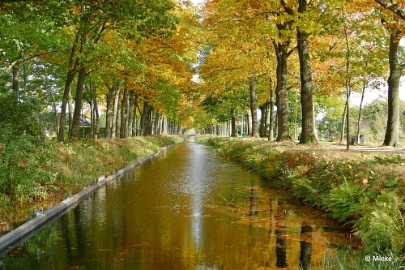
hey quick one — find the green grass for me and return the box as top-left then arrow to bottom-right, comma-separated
0,136 -> 181,230
52,136 -> 180,185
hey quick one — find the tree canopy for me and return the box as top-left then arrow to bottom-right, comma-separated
0,0 -> 404,145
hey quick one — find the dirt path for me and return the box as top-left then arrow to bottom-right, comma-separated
328,143 -> 405,155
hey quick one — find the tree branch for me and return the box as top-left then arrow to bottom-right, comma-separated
280,0 -> 294,15
374,0 -> 405,21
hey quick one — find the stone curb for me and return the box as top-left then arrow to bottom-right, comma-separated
0,143 -> 177,256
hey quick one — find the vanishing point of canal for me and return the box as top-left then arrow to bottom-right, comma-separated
0,137 -> 355,269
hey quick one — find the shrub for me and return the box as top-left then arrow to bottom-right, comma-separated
322,178 -> 363,222
355,191 -> 405,253
0,126 -> 55,202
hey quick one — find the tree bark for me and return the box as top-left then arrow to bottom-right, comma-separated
90,93 -> 94,138
58,70 -> 75,142
274,42 -> 291,141
115,89 -> 121,138
249,77 -> 259,137
133,108 -> 139,136
297,0 -> 317,144
105,84 -> 115,138
153,112 -> 160,135
111,85 -> 120,139
127,92 -> 134,137
356,81 -> 367,144
383,31 -> 402,147
92,85 -> 99,139
69,67 -> 87,139
231,108 -> 237,137
12,64 -> 19,100
57,28 -> 80,142
162,115 -> 168,135
120,87 -> 128,138
245,114 -> 250,136
68,91 -> 73,134
268,78 -> 275,141
259,105 -> 267,137
340,102 -> 347,143
141,101 -> 153,135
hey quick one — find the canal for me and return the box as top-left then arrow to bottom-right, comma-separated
0,138 -> 355,269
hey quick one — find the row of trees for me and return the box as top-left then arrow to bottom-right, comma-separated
197,0 -> 405,147
1,0 -> 405,147
0,0 -> 201,200
0,0 -> 200,143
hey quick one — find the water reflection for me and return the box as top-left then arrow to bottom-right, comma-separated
1,141 -> 356,269
300,224 -> 312,270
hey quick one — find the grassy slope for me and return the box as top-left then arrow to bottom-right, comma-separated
0,136 -> 181,233
201,137 -> 405,256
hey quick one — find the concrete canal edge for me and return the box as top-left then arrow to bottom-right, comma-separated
0,143 -> 178,255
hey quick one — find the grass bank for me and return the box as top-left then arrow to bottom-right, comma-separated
201,137 -> 405,261
0,136 -> 181,234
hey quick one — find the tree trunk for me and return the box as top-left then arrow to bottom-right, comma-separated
162,116 -> 168,135
57,29 -> 80,142
245,114 -> 250,136
115,89 -> 121,139
274,42 -> 290,141
356,81 -> 367,144
249,77 -> 259,137
93,91 -> 99,139
68,91 -> 73,134
383,31 -> 402,147
127,92 -> 134,137
120,87 -> 128,138
231,108 -> 237,137
58,70 -> 75,142
22,58 -> 27,99
133,108 -> 138,136
298,0 -> 317,144
268,78 -> 275,141
259,105 -> 267,137
90,95 -> 94,138
69,67 -> 87,139
141,101 -> 153,135
264,104 -> 269,137
111,85 -> 120,139
341,1 -> 352,150
340,102 -> 347,143
12,64 -> 19,100
105,85 -> 115,138
153,112 -> 160,135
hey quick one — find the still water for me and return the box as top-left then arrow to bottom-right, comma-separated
1,139 -> 355,269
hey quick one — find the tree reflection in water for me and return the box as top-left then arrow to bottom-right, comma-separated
1,141 -> 355,270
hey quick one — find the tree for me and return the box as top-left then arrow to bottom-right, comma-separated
374,2 -> 405,146
201,0 -> 276,138
57,0 -> 178,141
383,25 -> 404,146
283,0 -> 317,143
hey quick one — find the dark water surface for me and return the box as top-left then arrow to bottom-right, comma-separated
0,139 -> 355,269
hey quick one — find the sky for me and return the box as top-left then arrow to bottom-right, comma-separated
351,78 -> 405,107
189,0 -> 204,7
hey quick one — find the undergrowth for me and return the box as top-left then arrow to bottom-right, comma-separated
53,136 -> 179,185
0,136 -> 180,231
